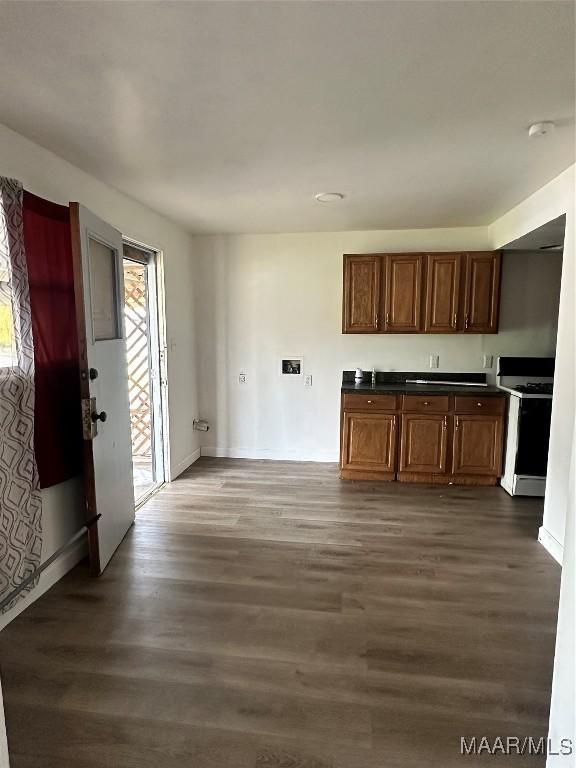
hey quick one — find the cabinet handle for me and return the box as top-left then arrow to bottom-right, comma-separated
375,312 -> 379,327
465,314 -> 469,329
367,400 -> 373,404
455,417 -> 460,429
453,312 -> 457,328
443,416 -> 447,429
423,401 -> 430,406
477,402 -> 483,407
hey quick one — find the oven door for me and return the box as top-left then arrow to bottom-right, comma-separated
515,398 -> 553,477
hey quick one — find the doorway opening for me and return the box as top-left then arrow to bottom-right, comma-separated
123,241 -> 168,506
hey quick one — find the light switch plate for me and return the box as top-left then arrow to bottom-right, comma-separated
429,354 -> 439,369
483,355 -> 493,369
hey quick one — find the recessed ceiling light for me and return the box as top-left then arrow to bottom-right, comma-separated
528,121 -> 556,138
315,192 -> 345,203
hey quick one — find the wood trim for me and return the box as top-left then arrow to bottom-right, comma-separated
339,469 -> 395,481
69,202 -> 101,577
397,472 -> 498,486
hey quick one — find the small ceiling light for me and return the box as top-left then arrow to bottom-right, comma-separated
528,121 -> 556,138
315,192 -> 345,203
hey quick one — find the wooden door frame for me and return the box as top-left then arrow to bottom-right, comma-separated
69,202 -> 100,575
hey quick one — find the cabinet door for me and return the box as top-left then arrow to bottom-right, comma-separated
399,414 -> 448,473
424,253 -> 461,332
384,254 -> 423,332
341,412 -> 397,472
342,255 -> 381,333
463,252 -> 501,333
452,415 -> 503,475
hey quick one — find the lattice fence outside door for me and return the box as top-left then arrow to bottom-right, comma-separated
124,262 -> 152,458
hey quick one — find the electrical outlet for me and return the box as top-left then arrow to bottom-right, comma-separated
483,355 -> 493,369
304,374 -> 313,387
429,354 -> 439,369
239,372 -> 247,384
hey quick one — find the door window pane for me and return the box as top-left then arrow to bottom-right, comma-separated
89,237 -> 120,341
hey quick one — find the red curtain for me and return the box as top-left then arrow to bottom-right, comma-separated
22,192 -> 82,488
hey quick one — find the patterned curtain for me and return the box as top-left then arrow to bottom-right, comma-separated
0,177 -> 42,611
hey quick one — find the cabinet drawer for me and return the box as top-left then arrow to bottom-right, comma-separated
342,393 -> 397,411
402,394 -> 450,413
454,396 -> 505,415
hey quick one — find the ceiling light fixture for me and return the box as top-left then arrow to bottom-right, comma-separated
528,121 -> 556,138
315,192 -> 345,203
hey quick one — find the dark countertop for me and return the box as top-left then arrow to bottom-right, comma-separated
341,382 -> 505,397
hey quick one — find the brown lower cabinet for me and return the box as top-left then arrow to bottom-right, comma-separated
452,414 -> 503,475
399,413 -> 448,473
340,411 -> 397,480
340,393 -> 505,485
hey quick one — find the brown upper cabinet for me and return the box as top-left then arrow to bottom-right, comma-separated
384,253 -> 423,332
424,252 -> 461,332
463,251 -> 501,333
342,251 -> 501,334
342,254 -> 381,332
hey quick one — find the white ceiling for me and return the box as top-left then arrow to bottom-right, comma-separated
0,1 -> 573,234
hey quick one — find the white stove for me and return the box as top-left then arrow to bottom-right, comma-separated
497,379 -> 554,399
497,357 -> 555,497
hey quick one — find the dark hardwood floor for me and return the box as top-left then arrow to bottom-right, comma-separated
0,458 -> 561,767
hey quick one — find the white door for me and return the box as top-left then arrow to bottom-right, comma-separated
70,203 -> 135,575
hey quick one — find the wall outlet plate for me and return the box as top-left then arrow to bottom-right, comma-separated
304,374 -> 312,387
429,354 -> 439,369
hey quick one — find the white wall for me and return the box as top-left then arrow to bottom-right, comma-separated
193,229 -> 561,462
492,165 -> 575,563
491,164 -> 575,764
0,123 -> 201,629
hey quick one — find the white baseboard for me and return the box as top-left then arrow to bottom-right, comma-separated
170,447 -> 201,481
0,539 -> 87,632
200,446 -> 339,463
538,526 -> 564,565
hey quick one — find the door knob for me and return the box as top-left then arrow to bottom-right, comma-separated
91,410 -> 107,423
89,368 -> 99,380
